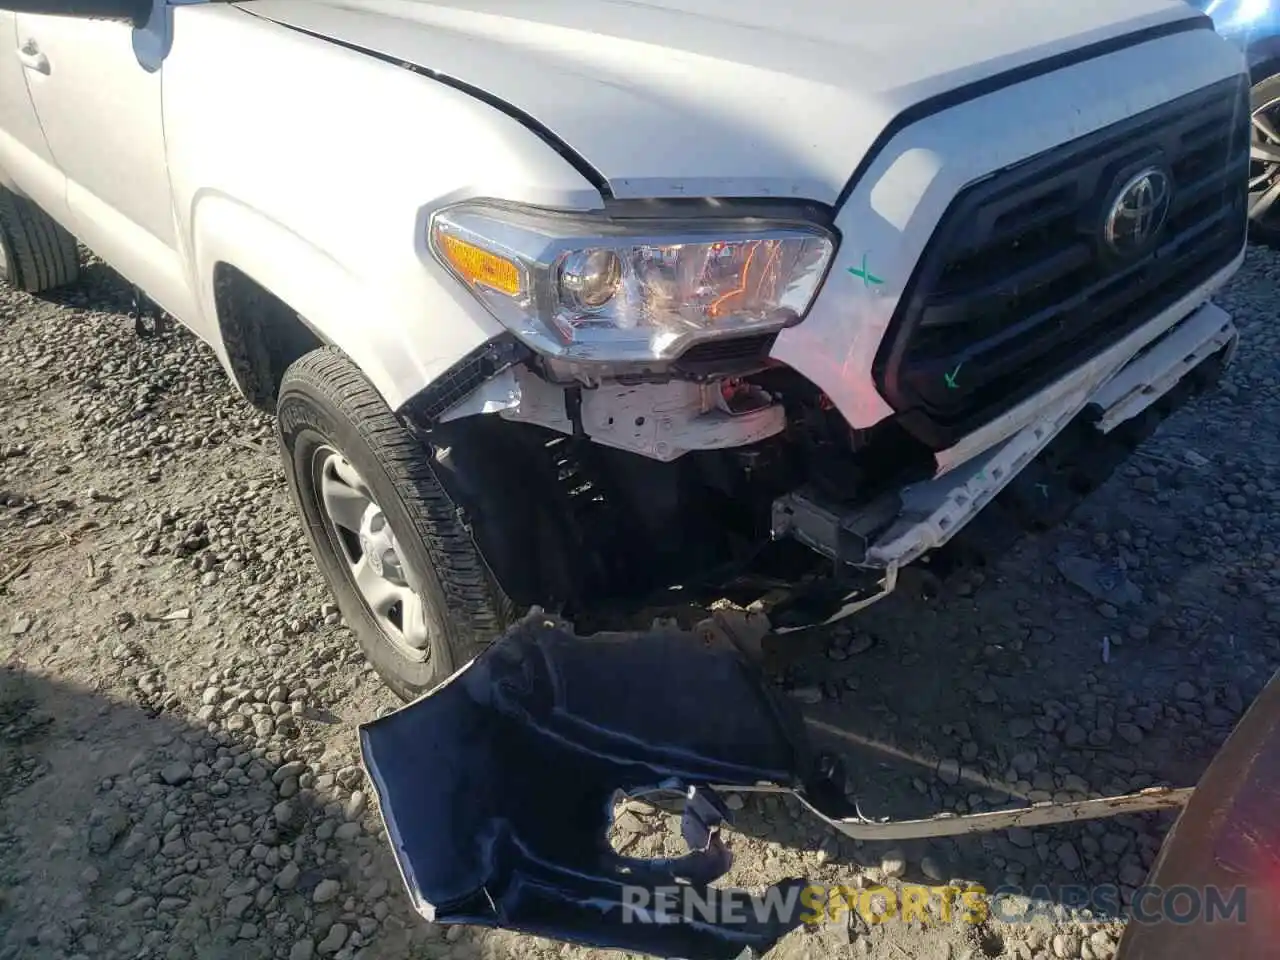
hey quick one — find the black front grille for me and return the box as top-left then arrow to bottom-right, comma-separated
874,76 -> 1250,450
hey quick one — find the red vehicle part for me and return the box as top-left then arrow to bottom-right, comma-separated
1116,667 -> 1280,958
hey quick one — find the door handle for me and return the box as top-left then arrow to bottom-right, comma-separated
17,40 -> 49,76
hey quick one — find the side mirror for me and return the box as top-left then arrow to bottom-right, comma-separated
1,0 -> 154,27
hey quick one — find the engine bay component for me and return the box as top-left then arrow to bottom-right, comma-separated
499,365 -> 787,461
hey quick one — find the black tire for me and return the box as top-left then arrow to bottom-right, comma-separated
1248,71 -> 1280,247
276,347 -> 514,700
0,186 -> 79,293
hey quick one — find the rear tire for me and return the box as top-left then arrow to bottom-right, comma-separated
0,187 -> 79,293
276,347 -> 513,700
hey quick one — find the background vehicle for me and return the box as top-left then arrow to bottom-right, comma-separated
0,0 -> 1251,700
1193,0 -> 1280,240
1114,663 -> 1280,959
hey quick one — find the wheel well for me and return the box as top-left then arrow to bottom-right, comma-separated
1255,59 -> 1280,85
1248,40 -> 1280,84
213,263 -> 323,412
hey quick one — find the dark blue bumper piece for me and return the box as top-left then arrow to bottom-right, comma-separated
359,613 -> 818,959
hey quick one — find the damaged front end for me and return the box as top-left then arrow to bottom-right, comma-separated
768,300 -> 1239,628
394,72 -> 1249,633
374,253 -> 1242,958
402,292 -> 1238,635
361,611 -> 1192,959
367,307 -> 1236,954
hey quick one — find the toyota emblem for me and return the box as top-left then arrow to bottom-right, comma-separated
1102,166 -> 1172,257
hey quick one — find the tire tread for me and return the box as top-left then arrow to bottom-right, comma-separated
0,187 -> 79,293
278,348 -> 513,674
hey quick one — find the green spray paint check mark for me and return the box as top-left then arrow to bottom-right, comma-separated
847,253 -> 883,288
944,362 -> 963,390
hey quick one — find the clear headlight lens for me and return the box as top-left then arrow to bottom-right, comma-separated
429,201 -> 836,363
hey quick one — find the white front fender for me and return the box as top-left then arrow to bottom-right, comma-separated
188,191 -> 505,410
165,3 -> 604,410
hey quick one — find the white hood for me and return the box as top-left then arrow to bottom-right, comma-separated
238,0 -> 1211,203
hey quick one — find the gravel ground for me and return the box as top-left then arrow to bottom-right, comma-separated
2,245 -> 1279,960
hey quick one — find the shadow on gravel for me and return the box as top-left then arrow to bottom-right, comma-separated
33,257 -> 137,316
0,660 -> 440,960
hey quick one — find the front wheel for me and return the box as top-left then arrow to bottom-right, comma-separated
276,347 -> 513,700
1248,71 -> 1280,246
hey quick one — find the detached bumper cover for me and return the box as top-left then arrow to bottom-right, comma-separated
362,613 -> 1194,959
359,615 -> 814,960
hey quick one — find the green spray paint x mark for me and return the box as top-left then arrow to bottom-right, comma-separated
944,362 -> 963,390
847,253 -> 883,287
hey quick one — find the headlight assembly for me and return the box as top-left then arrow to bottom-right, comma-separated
429,201 -> 836,363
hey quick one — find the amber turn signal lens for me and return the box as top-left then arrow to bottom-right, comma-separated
436,232 -> 522,297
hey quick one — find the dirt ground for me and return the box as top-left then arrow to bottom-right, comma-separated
3,245 -> 1280,960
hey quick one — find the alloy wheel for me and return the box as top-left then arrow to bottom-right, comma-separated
311,446 -> 432,662
1249,94 -> 1280,228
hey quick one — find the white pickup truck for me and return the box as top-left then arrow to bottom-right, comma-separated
0,0 -> 1250,699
